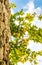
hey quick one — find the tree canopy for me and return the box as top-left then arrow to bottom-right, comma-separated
9,2 -> 42,65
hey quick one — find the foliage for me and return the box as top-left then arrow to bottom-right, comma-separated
9,9 -> 42,65
9,3 -> 16,9
38,14 -> 42,20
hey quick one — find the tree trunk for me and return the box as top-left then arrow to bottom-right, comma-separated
0,0 -> 11,65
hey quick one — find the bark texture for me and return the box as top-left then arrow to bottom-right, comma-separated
0,0 -> 11,65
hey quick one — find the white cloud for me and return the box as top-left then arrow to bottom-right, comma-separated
37,55 -> 42,62
37,55 -> 42,65
18,62 -> 23,65
24,61 -> 31,65
14,20 -> 19,26
10,36 -> 15,41
32,16 -> 42,28
24,0 -> 42,15
18,61 -> 31,65
23,0 -> 42,28
24,0 -> 34,13
34,7 -> 42,16
27,40 -> 42,52
11,9 -> 14,14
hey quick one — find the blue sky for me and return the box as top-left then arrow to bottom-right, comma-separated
34,0 -> 42,8
9,0 -> 42,13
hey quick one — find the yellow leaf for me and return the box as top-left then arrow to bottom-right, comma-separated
18,33 -> 20,37
13,32 -> 16,35
26,13 -> 31,19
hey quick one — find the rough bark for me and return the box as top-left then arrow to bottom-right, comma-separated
0,0 -> 11,65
